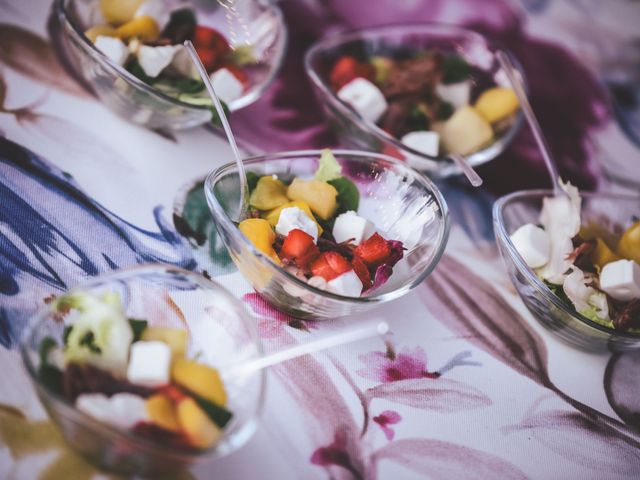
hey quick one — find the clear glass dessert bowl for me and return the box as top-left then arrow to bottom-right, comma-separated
304,23 -> 525,177
204,149 -> 450,320
20,264 -> 265,476
494,190 -> 640,351
56,0 -> 287,130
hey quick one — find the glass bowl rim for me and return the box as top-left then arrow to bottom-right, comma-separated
204,149 -> 451,305
493,188 -> 640,339
19,263 -> 266,460
303,21 -> 525,167
55,0 -> 288,112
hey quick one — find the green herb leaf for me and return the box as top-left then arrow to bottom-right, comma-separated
128,318 -> 148,342
315,149 -> 342,182
406,105 -> 429,130
192,393 -> 233,428
79,331 -> 101,354
437,101 -> 454,121
442,54 -> 471,84
328,176 -> 359,213
125,58 -> 155,85
39,336 -> 58,367
154,77 -> 204,95
246,171 -> 260,192
63,325 -> 72,345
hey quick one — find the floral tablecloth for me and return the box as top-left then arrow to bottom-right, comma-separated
1,0 -> 640,479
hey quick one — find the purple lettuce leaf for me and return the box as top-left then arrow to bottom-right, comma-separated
367,240 -> 405,292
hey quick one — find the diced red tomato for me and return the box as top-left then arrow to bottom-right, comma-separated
281,229 -> 319,269
193,26 -> 231,72
352,254 -> 372,290
158,385 -> 186,404
354,233 -> 391,268
329,55 -> 375,91
311,251 -> 351,281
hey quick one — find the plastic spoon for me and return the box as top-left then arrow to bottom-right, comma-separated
184,40 -> 250,220
449,154 -> 483,187
223,321 -> 389,380
496,50 -> 564,196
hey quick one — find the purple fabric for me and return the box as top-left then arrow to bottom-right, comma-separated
232,0 -> 611,194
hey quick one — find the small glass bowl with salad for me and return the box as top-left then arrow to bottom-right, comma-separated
205,149 -> 450,320
56,0 -> 287,130
494,186 -> 640,350
20,265 -> 265,476
305,23 -> 524,176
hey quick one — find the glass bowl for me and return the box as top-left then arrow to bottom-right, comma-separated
493,190 -> 640,351
204,149 -> 450,320
56,0 -> 287,130
20,264 -> 265,476
304,23 -> 524,177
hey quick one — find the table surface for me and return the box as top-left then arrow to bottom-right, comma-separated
1,1 -> 640,479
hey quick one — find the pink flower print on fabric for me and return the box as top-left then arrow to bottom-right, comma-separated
357,344 -> 440,383
373,410 -> 402,440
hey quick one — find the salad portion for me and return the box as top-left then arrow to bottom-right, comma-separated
238,150 -> 405,297
38,290 -> 231,450
86,0 -> 255,110
328,50 -> 519,158
510,183 -> 640,332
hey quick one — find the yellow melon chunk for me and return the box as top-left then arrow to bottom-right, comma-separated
286,179 -> 338,220
171,358 -> 227,407
592,238 -> 622,270
238,218 -> 280,264
441,106 -> 494,156
249,176 -> 289,211
100,0 -> 145,25
263,200 -> 323,236
176,397 -> 221,449
146,394 -> 181,432
475,87 -> 519,124
618,221 -> 640,263
141,327 -> 188,359
85,25 -> 117,43
115,16 -> 160,42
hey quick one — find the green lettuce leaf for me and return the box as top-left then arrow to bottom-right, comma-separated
315,149 -> 342,182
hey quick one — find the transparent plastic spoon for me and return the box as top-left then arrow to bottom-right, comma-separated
496,50 -> 564,196
223,321 -> 389,380
449,154 -> 483,187
184,40 -> 250,220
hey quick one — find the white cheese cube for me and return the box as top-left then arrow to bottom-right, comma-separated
332,210 -> 376,245
337,77 -> 387,123
109,393 -> 149,428
94,36 -> 129,66
276,207 -> 318,242
209,68 -> 244,104
137,45 -> 179,78
76,393 -> 148,429
436,81 -> 471,109
308,275 -> 328,290
126,340 -> 171,387
401,131 -> 440,157
76,393 -> 112,423
170,48 -> 196,77
326,270 -> 363,297
510,223 -> 550,269
600,259 -> 640,301
135,0 -> 171,31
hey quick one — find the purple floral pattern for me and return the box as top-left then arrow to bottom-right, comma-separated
372,410 -> 402,441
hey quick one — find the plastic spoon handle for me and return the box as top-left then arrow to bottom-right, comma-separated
184,40 -> 249,220
224,321 -> 389,379
496,50 -> 563,196
449,154 -> 483,187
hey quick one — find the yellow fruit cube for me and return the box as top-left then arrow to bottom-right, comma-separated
475,87 -> 519,124
100,0 -> 145,26
592,238 -> 622,270
441,106 -> 494,156
171,358 -> 227,407
85,25 -> 117,43
238,218 -> 280,264
176,397 -> 221,449
146,394 -> 181,432
286,179 -> 338,220
249,176 -> 289,211
141,327 -> 188,359
115,16 -> 160,42
263,200 -> 323,236
618,221 -> 640,263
